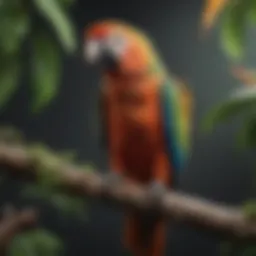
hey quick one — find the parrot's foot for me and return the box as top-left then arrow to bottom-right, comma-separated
101,172 -> 123,190
147,181 -> 167,203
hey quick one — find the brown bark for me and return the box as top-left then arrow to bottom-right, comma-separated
0,144 -> 255,240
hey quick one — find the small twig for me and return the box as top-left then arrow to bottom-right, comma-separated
0,144 -> 255,240
0,206 -> 37,254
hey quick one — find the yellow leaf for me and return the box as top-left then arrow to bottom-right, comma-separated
201,0 -> 230,31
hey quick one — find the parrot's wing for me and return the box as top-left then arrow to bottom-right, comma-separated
159,78 -> 192,173
98,86 -> 109,149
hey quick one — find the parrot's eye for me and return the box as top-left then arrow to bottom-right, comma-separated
105,32 -> 127,57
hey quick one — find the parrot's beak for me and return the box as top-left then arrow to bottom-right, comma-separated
84,40 -> 118,70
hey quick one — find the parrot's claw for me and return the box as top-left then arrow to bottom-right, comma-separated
102,172 -> 123,190
147,181 -> 167,203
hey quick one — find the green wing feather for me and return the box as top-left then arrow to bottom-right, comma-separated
159,77 -> 192,173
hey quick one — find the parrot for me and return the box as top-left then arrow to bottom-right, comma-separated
83,19 -> 193,256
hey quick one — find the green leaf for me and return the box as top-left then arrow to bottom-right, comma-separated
29,229 -> 64,255
236,115 -> 256,149
7,233 -> 37,256
58,149 -> 77,162
33,0 -> 77,53
50,193 -> 87,220
202,88 -> 256,133
57,0 -> 75,8
0,58 -> 21,112
21,185 -> 87,221
7,229 -> 64,256
243,199 -> 256,220
220,0 -> 249,60
21,183 -> 55,200
248,0 -> 256,22
0,2 -> 30,56
30,33 -> 62,113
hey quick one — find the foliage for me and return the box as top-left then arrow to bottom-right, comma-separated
201,0 -> 256,61
202,0 -> 256,255
220,0 -> 248,61
0,0 -> 86,254
202,87 -> 256,148
0,0 -> 77,113
201,0 -> 256,150
7,229 -> 64,256
0,126 -> 92,220
243,199 -> 256,220
0,125 -> 94,255
21,142 -> 92,221
30,33 -> 62,112
201,0 -> 256,153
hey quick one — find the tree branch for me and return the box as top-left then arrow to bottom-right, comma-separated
0,144 -> 255,240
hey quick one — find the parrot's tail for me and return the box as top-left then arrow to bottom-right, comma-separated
123,212 -> 166,256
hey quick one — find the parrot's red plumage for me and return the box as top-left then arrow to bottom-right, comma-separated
84,19 -> 193,256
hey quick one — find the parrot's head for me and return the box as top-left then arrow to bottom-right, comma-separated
83,19 -> 159,75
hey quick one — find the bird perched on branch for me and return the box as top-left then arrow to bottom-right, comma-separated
83,19 -> 193,256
